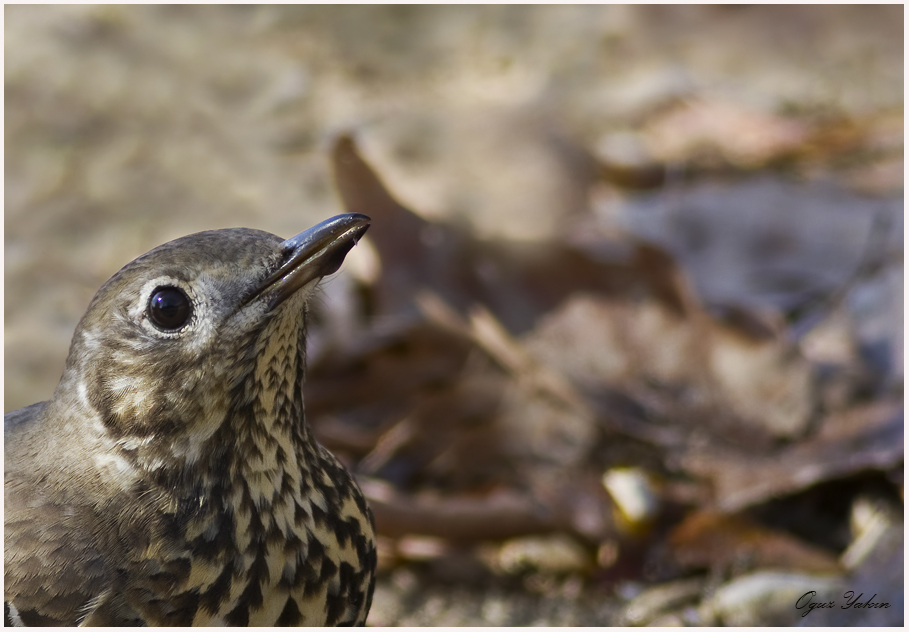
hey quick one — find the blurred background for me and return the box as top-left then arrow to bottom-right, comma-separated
5,5 -> 903,625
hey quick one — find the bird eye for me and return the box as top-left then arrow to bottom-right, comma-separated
147,286 -> 192,331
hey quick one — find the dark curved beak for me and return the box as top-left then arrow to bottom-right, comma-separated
252,213 -> 370,308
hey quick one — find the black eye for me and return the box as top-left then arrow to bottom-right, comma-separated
147,286 -> 192,331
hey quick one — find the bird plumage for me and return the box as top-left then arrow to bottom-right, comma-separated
5,215 -> 376,626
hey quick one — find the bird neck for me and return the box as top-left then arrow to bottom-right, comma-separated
214,304 -> 318,509
166,311 -> 321,562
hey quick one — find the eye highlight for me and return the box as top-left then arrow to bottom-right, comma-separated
147,286 -> 192,331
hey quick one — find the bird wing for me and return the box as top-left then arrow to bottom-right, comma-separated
4,402 -> 141,626
4,401 -> 46,431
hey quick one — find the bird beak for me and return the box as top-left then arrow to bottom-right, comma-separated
251,213 -> 370,309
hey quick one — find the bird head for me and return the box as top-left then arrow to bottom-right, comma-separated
55,213 -> 370,475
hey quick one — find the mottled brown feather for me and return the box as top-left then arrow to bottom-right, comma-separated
5,216 -> 376,626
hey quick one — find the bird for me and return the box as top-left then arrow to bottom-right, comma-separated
4,213 -> 377,626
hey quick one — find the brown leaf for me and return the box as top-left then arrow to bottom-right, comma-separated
331,133 -> 475,317
332,134 -> 700,336
680,401 -> 903,512
524,293 -> 814,445
360,478 -> 568,541
644,99 -> 809,168
669,511 -> 841,575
